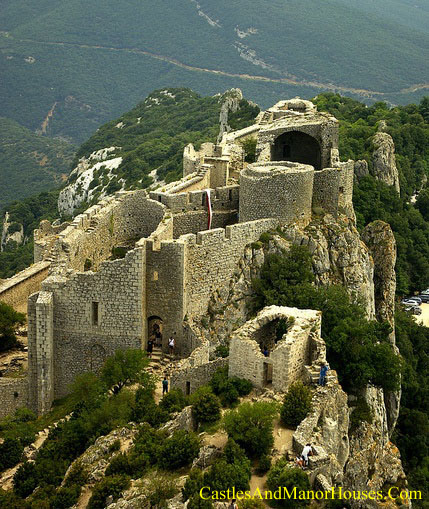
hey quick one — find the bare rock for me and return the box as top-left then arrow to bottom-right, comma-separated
160,406 -> 196,434
192,445 -> 221,469
354,160 -> 369,180
372,132 -> 400,194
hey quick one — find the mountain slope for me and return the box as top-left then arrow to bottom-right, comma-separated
0,0 -> 428,143
0,117 -> 75,209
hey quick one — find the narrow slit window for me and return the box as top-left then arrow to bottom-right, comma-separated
92,302 -> 99,326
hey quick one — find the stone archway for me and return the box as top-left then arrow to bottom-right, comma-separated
271,131 -> 321,169
147,316 -> 163,348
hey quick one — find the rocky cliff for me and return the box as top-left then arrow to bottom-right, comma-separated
371,123 -> 400,194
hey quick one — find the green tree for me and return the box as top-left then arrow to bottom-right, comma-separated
266,458 -> 310,508
280,382 -> 313,428
158,430 -> 201,470
0,301 -> 25,352
223,402 -> 277,458
101,349 -> 149,393
191,390 -> 221,425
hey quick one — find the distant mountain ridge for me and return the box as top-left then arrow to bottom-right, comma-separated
0,0 -> 428,143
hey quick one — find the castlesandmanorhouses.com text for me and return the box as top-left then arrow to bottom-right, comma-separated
199,486 -> 422,502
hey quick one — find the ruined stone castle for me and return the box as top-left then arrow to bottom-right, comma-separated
1,98 -> 355,416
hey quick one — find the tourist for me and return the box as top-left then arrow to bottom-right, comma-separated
168,335 -> 175,356
318,362 -> 329,386
147,337 -> 154,358
263,346 -> 269,357
301,443 -> 313,467
229,499 -> 238,509
162,376 -> 169,395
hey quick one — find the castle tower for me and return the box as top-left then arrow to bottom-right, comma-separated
239,162 -> 314,226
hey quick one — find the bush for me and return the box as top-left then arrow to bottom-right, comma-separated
109,439 -> 121,453
0,438 -> 23,472
63,463 -> 88,488
240,499 -> 266,509
158,430 -> 201,470
187,493 -> 214,509
87,475 -> 130,509
14,407 -> 37,423
280,382 -> 313,428
230,377 -> 253,397
182,468 -> 204,501
214,344 -> 229,358
159,388 -> 187,414
349,397 -> 373,432
105,453 -> 135,477
51,485 -> 81,509
191,391 -> 221,425
266,458 -> 310,508
0,301 -> 25,352
256,454 -> 272,475
146,473 -> 178,507
223,402 -> 277,458
132,386 -> 169,427
210,368 -> 252,407
13,461 -> 38,498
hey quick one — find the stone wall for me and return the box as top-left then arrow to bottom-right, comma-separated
229,306 -> 322,392
0,261 -> 50,313
0,378 -> 29,419
45,191 -> 165,272
239,163 -> 314,226
170,357 -> 228,395
312,168 -> 342,216
172,210 -> 237,238
29,247 -> 145,401
183,218 -> 278,319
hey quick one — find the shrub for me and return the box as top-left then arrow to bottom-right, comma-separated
256,454 -> 272,475
223,402 -> 277,458
14,407 -> 37,423
132,386 -> 169,427
191,391 -> 221,425
182,468 -> 204,501
349,397 -> 373,432
13,461 -> 38,498
266,458 -> 310,508
230,377 -> 253,397
203,440 -> 251,492
158,430 -> 201,470
210,368 -> 252,407
105,453 -> 135,477
187,493 -> 214,509
109,439 -> 121,453
160,388 -> 187,414
146,473 -> 178,507
87,475 -> 130,509
214,344 -> 229,358
63,463 -> 88,488
51,485 -> 81,509
0,301 -> 25,352
0,438 -> 23,472
240,499 -> 266,509
280,382 -> 313,428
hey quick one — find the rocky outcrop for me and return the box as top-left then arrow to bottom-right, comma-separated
160,406 -> 196,434
371,130 -> 400,194
354,159 -> 369,180
217,88 -> 243,143
204,213 -> 375,346
362,220 -> 396,339
1,212 -> 24,251
362,221 -> 400,433
344,387 -> 410,509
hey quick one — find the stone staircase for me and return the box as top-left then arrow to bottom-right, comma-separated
146,347 -> 177,378
305,364 -> 336,386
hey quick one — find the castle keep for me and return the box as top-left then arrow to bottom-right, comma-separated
1,98 -> 355,416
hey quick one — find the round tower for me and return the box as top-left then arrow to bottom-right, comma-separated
239,162 -> 314,226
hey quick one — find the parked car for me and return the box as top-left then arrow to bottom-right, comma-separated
405,306 -> 422,315
401,298 -> 421,306
418,294 -> 429,303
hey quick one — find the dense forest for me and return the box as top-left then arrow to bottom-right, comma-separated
0,118 -> 75,209
1,0 -> 428,142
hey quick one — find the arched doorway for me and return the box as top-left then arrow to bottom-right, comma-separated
147,316 -> 163,348
271,131 -> 321,169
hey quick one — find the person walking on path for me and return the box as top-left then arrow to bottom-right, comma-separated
162,376 -> 169,395
318,362 -> 329,386
301,443 -> 313,467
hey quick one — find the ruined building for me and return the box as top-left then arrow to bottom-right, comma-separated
1,98 -> 354,415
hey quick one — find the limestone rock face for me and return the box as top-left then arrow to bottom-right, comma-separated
204,213 -> 376,346
344,387 -> 409,509
160,406 -> 196,434
354,159 -> 369,180
1,212 -> 24,251
372,132 -> 400,193
362,220 -> 400,433
217,88 -> 243,143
